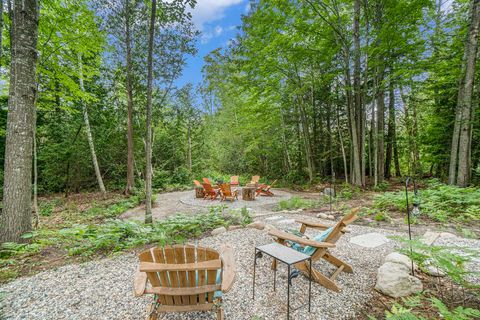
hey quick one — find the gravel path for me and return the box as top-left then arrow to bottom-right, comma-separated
121,189 -> 293,221
2,214 -> 478,320
1,215 -> 401,320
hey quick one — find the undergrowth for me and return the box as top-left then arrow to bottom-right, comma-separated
373,180 -> 480,222
276,196 -> 323,211
0,206 -> 251,282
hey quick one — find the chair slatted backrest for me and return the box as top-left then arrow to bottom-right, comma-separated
202,177 -> 212,185
251,175 -> 260,184
139,245 -> 222,307
324,209 -> 359,244
193,180 -> 202,187
219,183 -> 232,197
202,183 -> 216,195
230,176 -> 239,184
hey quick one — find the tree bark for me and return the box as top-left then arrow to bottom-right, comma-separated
187,122 -> 192,171
0,0 -> 4,63
352,0 -> 364,187
449,0 -> 480,187
0,0 -> 39,243
124,0 -> 135,195
385,74 -> 395,179
144,0 -> 156,224
78,53 -> 106,195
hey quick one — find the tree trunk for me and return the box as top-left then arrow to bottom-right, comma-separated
449,0 -> 480,187
78,54 -> 106,195
352,0 -> 363,187
376,73 -> 385,184
124,0 -> 135,195
145,0 -> 156,224
0,0 -> 39,243
385,74 -> 394,179
187,122 -> 192,171
0,0 -> 3,63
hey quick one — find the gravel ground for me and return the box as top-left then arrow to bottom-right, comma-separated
1,214 -> 479,320
121,189 -> 293,221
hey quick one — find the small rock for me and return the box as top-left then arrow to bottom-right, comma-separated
228,225 -> 242,231
211,226 -> 227,235
375,262 -> 423,298
350,232 -> 390,248
422,259 -> 446,277
420,231 -> 440,246
326,215 -> 335,220
324,187 -> 335,197
317,213 -> 328,219
385,252 -> 415,271
247,221 -> 265,230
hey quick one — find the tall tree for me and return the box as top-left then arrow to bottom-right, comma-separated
0,0 -> 39,243
449,0 -> 480,187
78,53 -> 106,194
124,0 -> 135,195
144,0 -> 156,224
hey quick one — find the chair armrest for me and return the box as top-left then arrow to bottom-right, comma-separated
296,218 -> 330,230
268,228 -> 335,248
219,244 -> 236,292
133,270 -> 148,297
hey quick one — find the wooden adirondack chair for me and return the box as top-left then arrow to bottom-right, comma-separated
230,176 -> 239,186
134,244 -> 236,320
268,208 -> 359,292
251,175 -> 260,185
256,179 -> 277,196
194,180 -> 202,187
202,183 -> 219,200
219,183 -> 238,201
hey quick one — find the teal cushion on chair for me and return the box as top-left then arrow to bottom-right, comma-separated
193,270 -> 222,298
288,227 -> 333,256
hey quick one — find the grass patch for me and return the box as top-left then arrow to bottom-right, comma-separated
373,181 -> 480,222
276,196 -> 322,211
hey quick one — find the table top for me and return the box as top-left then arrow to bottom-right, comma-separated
256,242 -> 310,265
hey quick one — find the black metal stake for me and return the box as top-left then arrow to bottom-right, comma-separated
252,248 -> 256,299
405,177 -> 415,276
287,264 -> 290,320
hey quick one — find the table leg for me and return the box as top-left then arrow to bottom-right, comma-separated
308,258 -> 312,312
273,263 -> 276,292
287,264 -> 290,320
252,248 -> 257,299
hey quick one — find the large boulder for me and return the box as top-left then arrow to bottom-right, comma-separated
384,252 -> 415,271
375,261 -> 423,298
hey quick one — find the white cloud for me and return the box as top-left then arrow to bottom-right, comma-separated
190,0 -> 244,30
245,2 -> 251,13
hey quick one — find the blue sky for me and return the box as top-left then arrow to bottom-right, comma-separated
174,0 -> 250,88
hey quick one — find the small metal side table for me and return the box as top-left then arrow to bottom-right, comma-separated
252,242 -> 312,319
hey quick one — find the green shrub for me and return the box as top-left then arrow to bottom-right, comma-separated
373,181 -> 390,192
373,182 -> 480,222
370,295 -> 480,320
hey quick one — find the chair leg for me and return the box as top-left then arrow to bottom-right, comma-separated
323,253 -> 353,273
216,307 -> 224,320
145,303 -> 158,320
295,261 -> 340,292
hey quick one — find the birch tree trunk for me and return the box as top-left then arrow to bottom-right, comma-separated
449,0 -> 480,187
187,122 -> 192,171
0,0 -> 3,62
0,0 -> 39,243
145,0 -> 156,224
124,0 -> 135,195
78,54 -> 106,195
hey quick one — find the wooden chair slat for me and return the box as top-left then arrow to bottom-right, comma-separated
174,247 -> 190,305
184,247 -> 198,305
145,284 -> 221,296
164,248 -> 182,305
140,259 -> 222,272
197,247 -> 207,304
